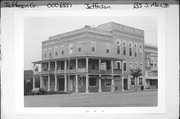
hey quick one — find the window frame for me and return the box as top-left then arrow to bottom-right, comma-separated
131,78 -> 135,85
89,77 -> 97,86
129,42 -> 133,56
77,41 -> 82,53
105,79 -> 111,86
106,43 -> 110,53
69,43 -> 73,54
91,41 -> 96,52
60,45 -> 64,55
122,41 -> 127,56
129,62 -> 133,69
123,62 -> 127,72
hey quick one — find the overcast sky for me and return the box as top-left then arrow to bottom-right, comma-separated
24,16 -> 157,70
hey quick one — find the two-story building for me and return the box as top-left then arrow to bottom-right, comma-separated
32,22 -> 145,93
144,45 -> 158,89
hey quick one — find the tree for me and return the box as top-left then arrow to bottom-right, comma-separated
130,68 -> 142,91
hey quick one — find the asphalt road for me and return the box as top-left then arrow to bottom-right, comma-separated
24,90 -> 157,107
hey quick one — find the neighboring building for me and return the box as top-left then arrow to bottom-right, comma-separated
24,70 -> 33,94
144,45 -> 158,89
33,22 -> 145,93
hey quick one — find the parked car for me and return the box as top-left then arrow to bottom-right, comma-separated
31,88 -> 47,95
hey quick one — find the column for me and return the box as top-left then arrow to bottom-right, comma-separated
47,62 -> 50,91
54,75 -> 57,91
121,61 -> 124,91
47,75 -> 50,91
111,60 -> 114,92
64,60 -> 67,72
64,75 -> 67,92
86,58 -> 89,73
98,75 -> 102,93
111,60 -> 114,74
99,59 -> 101,73
122,76 -> 124,91
33,63 -> 35,89
40,75 -> 43,88
85,74 -> 89,93
111,77 -> 114,92
54,61 -> 57,91
75,74 -> 78,93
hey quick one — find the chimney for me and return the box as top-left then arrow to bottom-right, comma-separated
84,25 -> 91,28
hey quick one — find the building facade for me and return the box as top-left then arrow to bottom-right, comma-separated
144,45 -> 158,89
33,22 -> 145,93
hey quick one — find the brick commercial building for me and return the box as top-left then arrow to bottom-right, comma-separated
33,22 -> 145,93
144,45 -> 158,89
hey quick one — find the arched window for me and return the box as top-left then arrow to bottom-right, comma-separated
129,42 -> 132,56
134,43 -> 138,57
139,44 -> 143,57
116,39 -> 121,55
123,41 -> 126,56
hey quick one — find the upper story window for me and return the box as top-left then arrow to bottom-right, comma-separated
123,41 -> 126,56
106,43 -> 110,53
69,43 -> 73,54
129,62 -> 133,69
48,48 -> 52,58
77,41 -> 82,53
134,62 -> 138,69
91,41 -> 96,52
43,49 -> 47,58
116,40 -> 121,55
139,63 -> 143,70
129,42 -> 132,56
60,45 -> 64,55
54,47 -> 58,57
123,62 -> 127,71
134,43 -> 138,57
139,44 -> 143,57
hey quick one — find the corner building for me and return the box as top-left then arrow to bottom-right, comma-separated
33,22 -> 145,93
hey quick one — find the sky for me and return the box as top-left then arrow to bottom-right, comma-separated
24,16 -> 157,70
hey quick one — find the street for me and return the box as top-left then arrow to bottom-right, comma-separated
24,90 -> 157,107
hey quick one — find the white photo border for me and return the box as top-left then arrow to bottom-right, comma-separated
13,9 -> 165,114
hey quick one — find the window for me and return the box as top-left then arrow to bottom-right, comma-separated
139,63 -> 143,70
78,77 -> 84,86
123,62 -> 127,71
123,41 -> 126,56
134,63 -> 138,69
77,42 -> 82,53
131,78 -> 135,85
54,47 -> 58,56
116,39 -> 121,44
60,45 -> 64,55
117,46 -> 120,54
134,43 -> 138,57
89,78 -> 96,86
48,48 -> 52,58
106,43 -> 110,53
117,62 -> 121,70
129,62 -> 133,69
105,79 -> 111,86
139,44 -> 143,57
129,42 -> 132,56
43,49 -> 47,58
91,41 -> 96,51
69,43 -> 73,54
139,78 -> 143,85
116,40 -> 121,54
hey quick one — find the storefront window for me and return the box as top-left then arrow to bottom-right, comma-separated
131,78 -> 135,85
78,77 -> 84,86
139,78 -> 143,85
105,79 -> 111,86
89,78 -> 96,86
